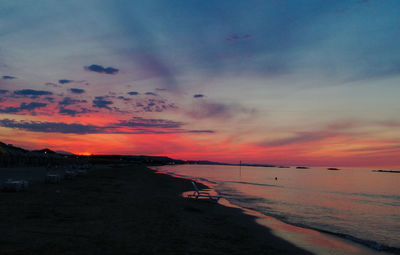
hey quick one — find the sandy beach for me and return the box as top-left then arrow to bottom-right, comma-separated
0,164 -> 313,254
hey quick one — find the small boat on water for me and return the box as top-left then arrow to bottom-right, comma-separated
296,166 -> 309,169
327,168 -> 340,171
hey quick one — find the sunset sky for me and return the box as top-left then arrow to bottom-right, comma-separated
1,0 -> 399,167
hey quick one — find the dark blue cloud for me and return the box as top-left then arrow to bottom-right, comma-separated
117,117 -> 183,129
85,64 -> 119,74
92,96 -> 113,109
116,117 -> 215,134
0,119 -> 104,134
59,79 -> 73,84
58,107 -> 93,117
2,75 -> 16,80
59,107 -> 79,116
128,91 -> 139,95
13,89 -> 53,97
20,102 -> 47,111
45,97 -> 54,103
59,97 -> 87,106
134,98 -> 176,113
145,92 -> 157,96
0,90 -> 9,94
187,130 -> 215,133
70,88 -> 85,94
117,96 -> 131,101
0,118 -> 215,135
0,102 -> 47,113
193,94 -> 204,98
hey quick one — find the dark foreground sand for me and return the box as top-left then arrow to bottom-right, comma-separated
0,165 -> 312,255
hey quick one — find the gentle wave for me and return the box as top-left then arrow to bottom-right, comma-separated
223,191 -> 400,254
229,180 -> 400,201
227,180 -> 282,188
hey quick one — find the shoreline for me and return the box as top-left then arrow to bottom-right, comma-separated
153,167 -> 398,255
1,164 -> 313,254
219,198 -> 398,255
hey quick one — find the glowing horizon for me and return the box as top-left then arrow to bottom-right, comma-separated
1,1 -> 400,168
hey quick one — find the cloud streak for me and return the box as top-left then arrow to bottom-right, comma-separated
58,97 -> 87,106
0,119 -> 104,134
0,118 -> 215,135
0,102 -> 47,114
59,79 -> 73,84
2,75 -> 16,80
117,117 -> 183,129
58,107 -> 94,117
85,64 -> 119,74
92,96 -> 113,110
70,88 -> 85,94
258,121 -> 362,148
14,89 -> 53,97
260,132 -> 335,147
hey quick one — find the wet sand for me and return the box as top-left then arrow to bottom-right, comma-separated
0,164 -> 312,254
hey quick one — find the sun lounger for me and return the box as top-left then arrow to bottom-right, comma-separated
188,181 -> 220,201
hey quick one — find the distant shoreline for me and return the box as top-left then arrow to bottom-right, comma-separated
372,169 -> 400,173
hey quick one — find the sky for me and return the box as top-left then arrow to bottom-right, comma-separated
1,0 -> 400,167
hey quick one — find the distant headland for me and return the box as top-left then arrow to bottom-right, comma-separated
372,169 -> 400,173
0,141 -> 283,168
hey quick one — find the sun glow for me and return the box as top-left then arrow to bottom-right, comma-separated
78,152 -> 92,156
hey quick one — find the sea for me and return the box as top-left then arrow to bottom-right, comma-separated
153,164 -> 400,253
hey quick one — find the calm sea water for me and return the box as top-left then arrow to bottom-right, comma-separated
154,165 -> 400,250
